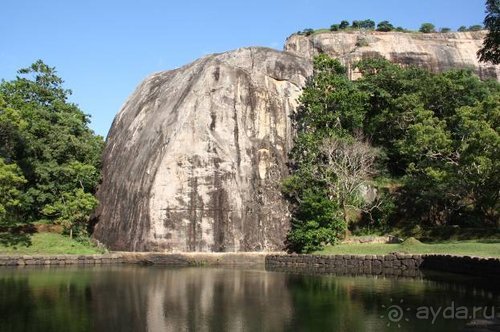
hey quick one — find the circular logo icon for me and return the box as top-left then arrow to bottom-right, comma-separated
381,298 -> 410,328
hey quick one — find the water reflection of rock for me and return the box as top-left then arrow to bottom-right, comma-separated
90,267 -> 293,332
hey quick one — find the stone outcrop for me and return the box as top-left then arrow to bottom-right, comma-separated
285,31 -> 499,80
93,47 -> 312,252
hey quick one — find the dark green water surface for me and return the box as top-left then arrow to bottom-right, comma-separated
0,265 -> 498,332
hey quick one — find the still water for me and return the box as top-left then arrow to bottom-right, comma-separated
0,265 -> 498,332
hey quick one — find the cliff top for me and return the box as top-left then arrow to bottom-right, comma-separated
284,30 -> 499,81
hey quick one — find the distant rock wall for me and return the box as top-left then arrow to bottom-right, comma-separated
285,31 -> 499,80
93,47 -> 312,252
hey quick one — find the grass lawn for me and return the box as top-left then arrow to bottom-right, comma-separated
0,232 -> 104,255
316,240 -> 500,258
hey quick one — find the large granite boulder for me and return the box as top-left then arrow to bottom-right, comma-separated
93,47 -> 312,251
285,31 -> 499,80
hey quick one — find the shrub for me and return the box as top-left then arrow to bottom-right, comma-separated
303,28 -> 314,36
339,20 -> 350,29
419,23 -> 436,33
376,21 -> 395,32
469,24 -> 483,31
330,24 -> 340,31
353,19 -> 376,30
355,37 -> 370,47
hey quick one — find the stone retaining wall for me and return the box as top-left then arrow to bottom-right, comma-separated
266,254 -> 423,277
1,253 -> 498,278
0,254 -> 126,266
0,252 -> 269,267
265,254 -> 500,278
422,254 -> 500,277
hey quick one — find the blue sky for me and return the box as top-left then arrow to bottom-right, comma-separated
0,0 -> 486,137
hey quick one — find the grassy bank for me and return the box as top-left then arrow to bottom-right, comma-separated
0,233 -> 104,255
316,239 -> 500,258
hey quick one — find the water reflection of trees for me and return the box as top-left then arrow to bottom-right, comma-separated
282,273 -> 500,331
0,268 -> 92,332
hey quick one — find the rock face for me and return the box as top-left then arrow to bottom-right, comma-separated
93,47 -> 312,252
285,31 -> 499,80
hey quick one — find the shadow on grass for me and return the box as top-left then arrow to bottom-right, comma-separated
0,224 -> 34,248
394,225 -> 500,243
476,239 -> 500,244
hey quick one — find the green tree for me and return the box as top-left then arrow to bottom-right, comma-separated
284,55 -> 369,252
478,0 -> 500,64
42,189 -> 98,239
356,58 -> 499,226
0,159 -> 26,225
330,24 -> 340,31
318,137 -> 379,236
469,24 -> 484,31
286,55 -> 499,252
458,26 -> 468,32
284,187 -> 345,253
440,27 -> 451,33
303,28 -> 314,36
352,19 -> 375,30
452,99 -> 499,224
376,21 -> 395,32
360,19 -> 375,29
339,20 -> 350,29
0,96 -> 26,162
419,23 -> 436,33
0,60 -> 104,239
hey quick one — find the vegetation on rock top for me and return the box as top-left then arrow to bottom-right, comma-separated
296,19 -> 484,36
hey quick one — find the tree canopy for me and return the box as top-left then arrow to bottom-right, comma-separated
478,0 -> 500,64
285,55 -> 500,253
0,61 -> 104,242
419,23 -> 436,33
376,21 -> 395,32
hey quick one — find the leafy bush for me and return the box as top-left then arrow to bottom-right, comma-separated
376,21 -> 395,32
469,24 -> 483,31
352,19 -> 375,29
419,23 -> 436,33
303,28 -> 314,36
330,24 -> 339,31
339,20 -> 350,29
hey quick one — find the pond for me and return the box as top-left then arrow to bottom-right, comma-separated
0,265 -> 498,331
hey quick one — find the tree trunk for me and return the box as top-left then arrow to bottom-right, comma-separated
342,201 -> 349,239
